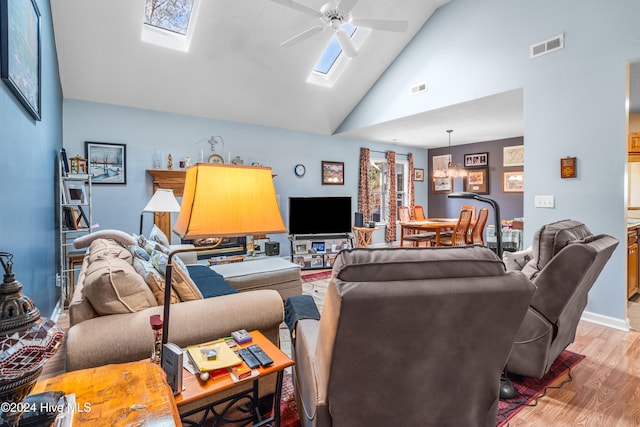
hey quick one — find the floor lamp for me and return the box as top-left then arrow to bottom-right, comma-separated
447,191 -> 515,399
161,164 -> 287,363
139,188 -> 181,235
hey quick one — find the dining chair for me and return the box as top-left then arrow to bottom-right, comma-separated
398,206 -> 435,247
439,208 -> 473,246
469,207 -> 489,245
413,205 -> 426,221
462,205 -> 476,220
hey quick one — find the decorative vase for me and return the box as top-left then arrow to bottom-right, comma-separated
0,253 -> 64,427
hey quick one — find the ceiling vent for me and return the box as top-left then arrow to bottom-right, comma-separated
530,34 -> 564,59
410,82 -> 427,95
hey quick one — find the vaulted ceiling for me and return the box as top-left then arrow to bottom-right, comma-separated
51,0 -> 526,149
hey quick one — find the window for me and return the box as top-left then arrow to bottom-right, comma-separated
141,0 -> 200,52
368,158 -> 408,224
306,24 -> 370,87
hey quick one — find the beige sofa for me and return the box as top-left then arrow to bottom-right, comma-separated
65,232 -> 286,373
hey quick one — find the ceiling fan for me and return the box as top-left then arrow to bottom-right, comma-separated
269,0 -> 409,57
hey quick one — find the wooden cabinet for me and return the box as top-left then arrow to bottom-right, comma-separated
629,133 -> 640,153
628,227 -> 639,299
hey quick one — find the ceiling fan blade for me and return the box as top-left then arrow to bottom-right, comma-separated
338,0 -> 360,14
335,28 -> 358,57
352,18 -> 409,32
269,0 -> 323,17
281,25 -> 325,47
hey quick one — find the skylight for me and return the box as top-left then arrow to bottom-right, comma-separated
141,0 -> 200,52
307,24 -> 369,88
313,24 -> 357,75
144,0 -> 194,35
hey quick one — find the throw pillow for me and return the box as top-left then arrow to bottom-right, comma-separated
73,229 -> 137,249
149,251 -> 203,302
132,258 -> 180,305
129,245 -> 151,261
150,224 -> 171,247
88,239 -> 133,264
83,257 -> 156,315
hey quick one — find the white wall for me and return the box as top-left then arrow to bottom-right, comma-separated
62,99 -> 429,256
342,0 -> 637,324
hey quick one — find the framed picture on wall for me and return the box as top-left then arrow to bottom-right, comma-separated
432,177 -> 452,194
321,161 -> 344,185
414,168 -> 424,181
464,152 -> 489,168
432,154 -> 451,177
464,168 -> 489,194
85,141 -> 127,184
503,170 -> 524,192
503,145 -> 524,167
1,0 -> 41,121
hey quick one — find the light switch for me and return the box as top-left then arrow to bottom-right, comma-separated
534,195 -> 555,208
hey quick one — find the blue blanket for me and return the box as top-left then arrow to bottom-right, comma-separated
186,265 -> 239,298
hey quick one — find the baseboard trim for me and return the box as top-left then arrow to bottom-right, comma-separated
50,298 -> 64,322
581,310 -> 630,332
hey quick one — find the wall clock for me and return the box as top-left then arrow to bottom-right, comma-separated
294,164 -> 306,177
208,154 -> 224,164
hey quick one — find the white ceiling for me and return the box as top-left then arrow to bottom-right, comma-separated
51,0 -> 525,150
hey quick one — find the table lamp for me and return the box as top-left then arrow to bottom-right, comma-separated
161,164 -> 287,361
139,188 -> 181,235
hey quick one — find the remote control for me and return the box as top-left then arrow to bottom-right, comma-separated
238,348 -> 260,369
248,344 -> 273,367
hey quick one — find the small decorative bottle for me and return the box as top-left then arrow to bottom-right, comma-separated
150,314 -> 163,364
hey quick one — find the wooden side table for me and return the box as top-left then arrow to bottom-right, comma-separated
66,252 -> 85,306
176,330 -> 294,426
352,226 -> 377,248
30,361 -> 181,426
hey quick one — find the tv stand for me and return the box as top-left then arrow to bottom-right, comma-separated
289,233 -> 354,270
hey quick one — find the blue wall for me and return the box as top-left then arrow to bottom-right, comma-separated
428,137 -> 524,223
62,99 -> 429,256
0,0 -> 63,316
342,0 -> 637,326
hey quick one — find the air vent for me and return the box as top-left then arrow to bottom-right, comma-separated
410,82 -> 427,95
530,34 -> 564,59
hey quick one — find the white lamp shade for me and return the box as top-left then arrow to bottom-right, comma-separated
143,189 -> 181,212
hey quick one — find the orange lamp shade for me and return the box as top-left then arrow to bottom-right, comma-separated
173,163 -> 287,239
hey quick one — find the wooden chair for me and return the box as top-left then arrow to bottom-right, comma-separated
399,206 -> 435,247
469,207 -> 489,245
439,208 -> 474,246
413,205 -> 426,221
462,205 -> 476,242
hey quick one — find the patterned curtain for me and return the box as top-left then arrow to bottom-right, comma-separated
408,153 -> 415,219
358,148 -> 371,222
385,151 -> 396,242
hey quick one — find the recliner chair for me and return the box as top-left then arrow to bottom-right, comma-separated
503,219 -> 619,378
287,246 -> 536,427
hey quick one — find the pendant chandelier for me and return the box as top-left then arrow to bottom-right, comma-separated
434,130 -> 466,179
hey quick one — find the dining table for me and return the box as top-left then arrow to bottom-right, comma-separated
400,218 -> 459,247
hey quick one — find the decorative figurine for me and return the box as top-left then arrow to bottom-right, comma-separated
167,154 -> 173,170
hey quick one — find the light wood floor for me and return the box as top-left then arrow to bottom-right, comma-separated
43,313 -> 640,426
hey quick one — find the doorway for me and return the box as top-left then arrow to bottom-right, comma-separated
627,60 -> 640,330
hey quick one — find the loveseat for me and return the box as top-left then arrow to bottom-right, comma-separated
65,229 -> 286,373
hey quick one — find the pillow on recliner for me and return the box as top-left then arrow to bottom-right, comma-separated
132,257 -> 180,305
521,219 -> 593,279
88,238 -> 133,264
83,256 -> 157,315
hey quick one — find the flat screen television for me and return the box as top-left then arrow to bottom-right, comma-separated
288,196 -> 352,236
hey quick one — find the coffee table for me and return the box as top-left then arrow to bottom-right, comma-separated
175,330 -> 294,426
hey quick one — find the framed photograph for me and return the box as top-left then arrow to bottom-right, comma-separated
64,180 -> 87,204
414,168 -> 424,182
311,241 -> 326,253
503,145 -> 524,167
432,154 -> 451,177
464,168 -> 489,194
294,242 -> 309,255
322,161 -> 344,185
86,141 -> 127,184
464,152 -> 489,168
432,177 -> 453,194
503,170 -> 524,192
0,0 -> 41,120
560,157 -> 577,178
310,255 -> 324,268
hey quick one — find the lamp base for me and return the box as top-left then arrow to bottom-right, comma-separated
499,376 -> 516,399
